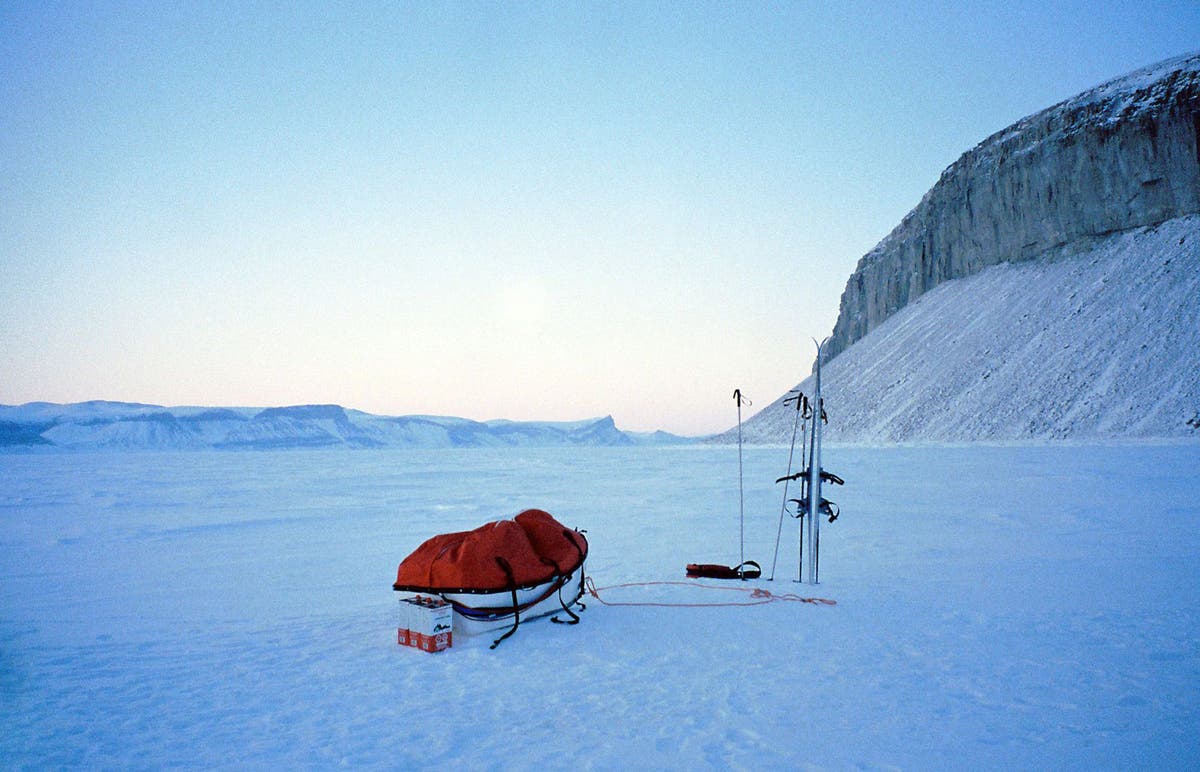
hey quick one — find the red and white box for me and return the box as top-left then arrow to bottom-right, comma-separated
398,595 -> 453,653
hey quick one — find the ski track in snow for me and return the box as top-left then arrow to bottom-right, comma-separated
1,446 -> 1198,769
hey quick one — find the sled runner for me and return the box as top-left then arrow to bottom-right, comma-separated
393,509 -> 588,648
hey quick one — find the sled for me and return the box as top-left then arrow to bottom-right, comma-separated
393,509 -> 588,647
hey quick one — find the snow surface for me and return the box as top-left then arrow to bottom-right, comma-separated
735,215 -> 1200,443
2,444 -> 1198,768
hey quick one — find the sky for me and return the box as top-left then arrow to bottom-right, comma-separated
1,1 -> 1197,435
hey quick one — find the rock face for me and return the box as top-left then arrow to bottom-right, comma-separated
733,215 -> 1200,443
825,52 -> 1200,365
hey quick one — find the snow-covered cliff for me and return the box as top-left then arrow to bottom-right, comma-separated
826,51 -> 1200,365
731,53 -> 1200,443
737,215 -> 1200,442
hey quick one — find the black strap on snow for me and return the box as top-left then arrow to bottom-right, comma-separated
534,553 -> 578,626
551,528 -> 586,625
551,581 -> 581,625
489,556 -> 521,650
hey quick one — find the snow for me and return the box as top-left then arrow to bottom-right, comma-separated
3,444 -> 1198,767
736,215 -> 1200,443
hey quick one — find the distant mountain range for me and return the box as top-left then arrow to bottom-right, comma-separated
0,401 -> 695,451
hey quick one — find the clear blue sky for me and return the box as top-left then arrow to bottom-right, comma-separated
2,1 -> 1196,434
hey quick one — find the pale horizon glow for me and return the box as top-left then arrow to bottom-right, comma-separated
2,2 -> 1196,435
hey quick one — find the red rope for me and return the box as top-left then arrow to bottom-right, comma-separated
584,577 -> 836,608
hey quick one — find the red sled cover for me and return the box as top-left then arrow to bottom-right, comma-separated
393,509 -> 588,594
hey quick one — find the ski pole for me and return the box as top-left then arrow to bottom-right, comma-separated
808,337 -> 829,584
796,500 -> 805,584
733,389 -> 750,580
770,391 -> 805,581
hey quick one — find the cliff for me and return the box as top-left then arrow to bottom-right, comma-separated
719,53 -> 1200,444
825,52 -> 1200,364
733,215 -> 1200,443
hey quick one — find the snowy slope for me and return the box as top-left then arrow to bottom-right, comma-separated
40,412 -> 209,451
2,444 -> 1197,767
215,405 -> 382,449
735,215 -> 1200,443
